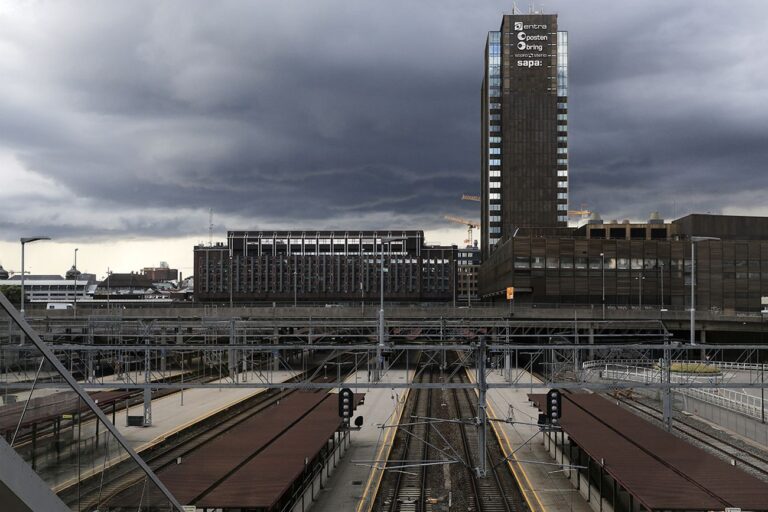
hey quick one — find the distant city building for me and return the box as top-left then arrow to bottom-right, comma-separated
4,274 -> 94,303
194,231 -> 457,303
142,262 -> 178,282
481,12 -> 569,260
457,243 -> 480,304
479,213 -> 768,313
95,273 -> 155,300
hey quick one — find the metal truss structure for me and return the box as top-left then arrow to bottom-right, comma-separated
5,304 -> 768,479
0,289 -> 184,510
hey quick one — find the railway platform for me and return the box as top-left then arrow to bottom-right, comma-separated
485,368 -> 593,512
117,370 -> 299,450
18,370 -> 299,493
529,390 -> 768,511
312,369 -> 411,512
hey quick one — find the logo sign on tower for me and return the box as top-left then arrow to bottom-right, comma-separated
511,18 -> 550,68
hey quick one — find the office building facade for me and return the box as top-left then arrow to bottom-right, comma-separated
194,231 -> 457,303
481,13 -> 568,259
457,244 -> 481,304
479,214 -> 768,313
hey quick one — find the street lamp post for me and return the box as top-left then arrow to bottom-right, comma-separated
376,236 -> 406,381
761,308 -> 767,423
452,255 -> 456,309
20,236 -> 51,315
293,255 -> 298,307
659,261 -> 666,313
635,273 -> 645,308
73,248 -> 79,317
106,267 -> 112,314
228,241 -> 234,309
600,252 -> 605,320
690,236 -> 720,346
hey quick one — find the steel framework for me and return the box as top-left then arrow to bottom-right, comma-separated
5,300 -> 768,479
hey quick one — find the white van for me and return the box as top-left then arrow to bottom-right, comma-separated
46,303 -> 73,310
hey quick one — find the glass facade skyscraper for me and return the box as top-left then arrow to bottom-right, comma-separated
481,13 -> 568,259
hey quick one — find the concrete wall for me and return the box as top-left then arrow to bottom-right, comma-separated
680,393 -> 768,447
625,387 -> 768,449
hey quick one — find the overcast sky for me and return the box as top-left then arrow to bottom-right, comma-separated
1,0 -> 767,276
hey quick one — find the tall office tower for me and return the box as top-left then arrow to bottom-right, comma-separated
481,12 -> 568,259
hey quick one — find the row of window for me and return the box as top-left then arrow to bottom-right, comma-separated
513,256 -> 694,271
557,31 -> 568,96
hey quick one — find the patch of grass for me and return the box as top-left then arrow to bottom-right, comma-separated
668,362 -> 720,374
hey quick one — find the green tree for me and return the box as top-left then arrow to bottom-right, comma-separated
0,285 -> 21,307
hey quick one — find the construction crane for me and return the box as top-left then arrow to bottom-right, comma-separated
463,193 -> 591,221
444,215 -> 480,246
567,204 -> 592,218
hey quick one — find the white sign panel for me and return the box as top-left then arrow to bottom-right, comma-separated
511,19 -> 551,68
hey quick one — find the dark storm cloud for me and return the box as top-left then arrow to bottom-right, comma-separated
561,1 -> 768,219
1,0 -> 767,241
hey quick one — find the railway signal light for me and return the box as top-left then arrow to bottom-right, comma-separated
547,389 -> 562,425
339,388 -> 354,419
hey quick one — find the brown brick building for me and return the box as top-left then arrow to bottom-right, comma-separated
479,214 -> 768,313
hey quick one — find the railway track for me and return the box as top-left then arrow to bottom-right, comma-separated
450,373 -> 527,512
384,366 -> 433,511
59,355 -> 355,511
376,356 -> 528,512
611,393 -> 768,480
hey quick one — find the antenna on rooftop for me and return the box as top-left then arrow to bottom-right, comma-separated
208,208 -> 214,246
